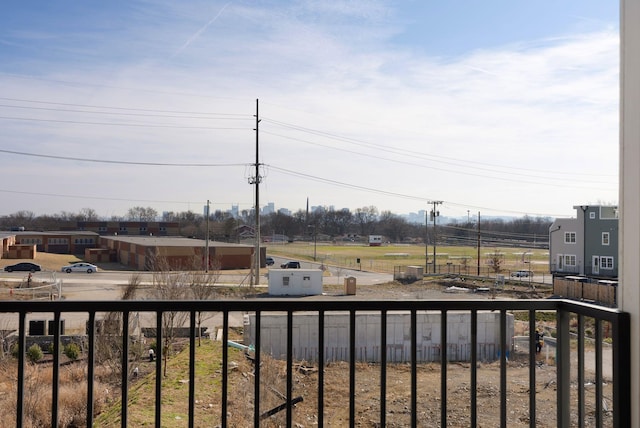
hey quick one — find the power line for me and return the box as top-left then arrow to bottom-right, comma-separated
0,149 -> 247,167
0,147 -> 574,216
262,130 -> 614,190
0,96 -> 249,117
0,102 -> 250,121
262,116 -> 616,179
0,115 -> 249,130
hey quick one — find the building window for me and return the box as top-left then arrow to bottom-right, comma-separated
74,238 -> 95,244
119,226 -> 128,232
282,277 -> 290,287
564,232 -> 576,244
590,212 -> 596,219
602,232 -> 610,246
140,227 -> 147,232
159,226 -> 167,232
21,238 -> 42,245
98,226 -> 107,232
602,256 -> 614,270
564,255 -> 576,266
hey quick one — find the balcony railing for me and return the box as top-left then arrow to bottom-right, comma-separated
0,298 -> 630,427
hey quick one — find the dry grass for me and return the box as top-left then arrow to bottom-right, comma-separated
0,253 -> 132,273
0,253 -> 83,272
267,242 -> 549,275
0,360 -> 110,427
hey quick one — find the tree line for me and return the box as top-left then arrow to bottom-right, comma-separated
0,206 -> 553,247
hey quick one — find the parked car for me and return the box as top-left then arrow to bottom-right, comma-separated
280,261 -> 301,269
265,256 -> 275,266
511,270 -> 533,278
4,262 -> 41,272
61,262 -> 98,273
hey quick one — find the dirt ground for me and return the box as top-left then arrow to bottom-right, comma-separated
234,356 -> 603,428
1,263 -> 612,427
226,279 -> 613,427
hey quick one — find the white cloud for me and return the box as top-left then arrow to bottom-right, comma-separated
0,2 -> 619,218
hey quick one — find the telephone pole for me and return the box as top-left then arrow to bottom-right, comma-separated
248,99 -> 262,286
425,209 -> 429,274
428,201 -> 443,274
477,211 -> 481,275
205,199 -> 210,272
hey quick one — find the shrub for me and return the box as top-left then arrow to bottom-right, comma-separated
27,344 -> 43,363
64,343 -> 81,360
10,343 -> 19,359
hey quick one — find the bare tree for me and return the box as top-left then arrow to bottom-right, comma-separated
150,257 -> 190,377
189,258 -> 222,345
126,206 -> 158,221
78,207 -> 100,221
354,206 -> 379,236
460,256 -> 471,274
93,274 -> 141,380
487,250 -> 504,274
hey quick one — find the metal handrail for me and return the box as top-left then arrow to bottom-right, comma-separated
1,298 -> 629,428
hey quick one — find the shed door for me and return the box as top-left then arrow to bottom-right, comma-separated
592,256 -> 600,275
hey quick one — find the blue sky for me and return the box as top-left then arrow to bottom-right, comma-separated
0,1 -> 619,219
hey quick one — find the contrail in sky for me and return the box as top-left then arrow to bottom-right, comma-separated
173,2 -> 232,57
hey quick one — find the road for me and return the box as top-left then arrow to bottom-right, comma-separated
0,263 -> 393,333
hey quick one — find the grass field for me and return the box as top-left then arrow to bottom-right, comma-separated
266,242 -> 549,275
0,243 -> 550,278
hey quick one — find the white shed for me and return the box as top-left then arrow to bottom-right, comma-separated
268,269 -> 323,296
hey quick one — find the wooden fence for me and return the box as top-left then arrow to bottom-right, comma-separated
553,277 -> 617,307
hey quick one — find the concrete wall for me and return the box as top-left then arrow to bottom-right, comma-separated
267,269 -> 323,296
244,311 -> 514,363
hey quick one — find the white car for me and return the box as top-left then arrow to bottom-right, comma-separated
511,269 -> 533,278
61,262 -> 98,273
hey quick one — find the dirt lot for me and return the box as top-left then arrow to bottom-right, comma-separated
229,279 -> 612,427
0,258 -> 612,427
234,355 -> 600,428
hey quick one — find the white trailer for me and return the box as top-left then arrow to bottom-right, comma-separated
368,235 -> 382,246
268,269 -> 323,296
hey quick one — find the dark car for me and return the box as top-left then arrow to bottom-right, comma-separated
280,261 -> 301,269
265,256 -> 275,266
4,262 -> 42,273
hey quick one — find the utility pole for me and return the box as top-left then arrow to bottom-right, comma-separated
425,210 -> 429,274
205,200 -> 210,272
248,99 -> 262,287
477,211 -> 481,276
428,201 -> 442,274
